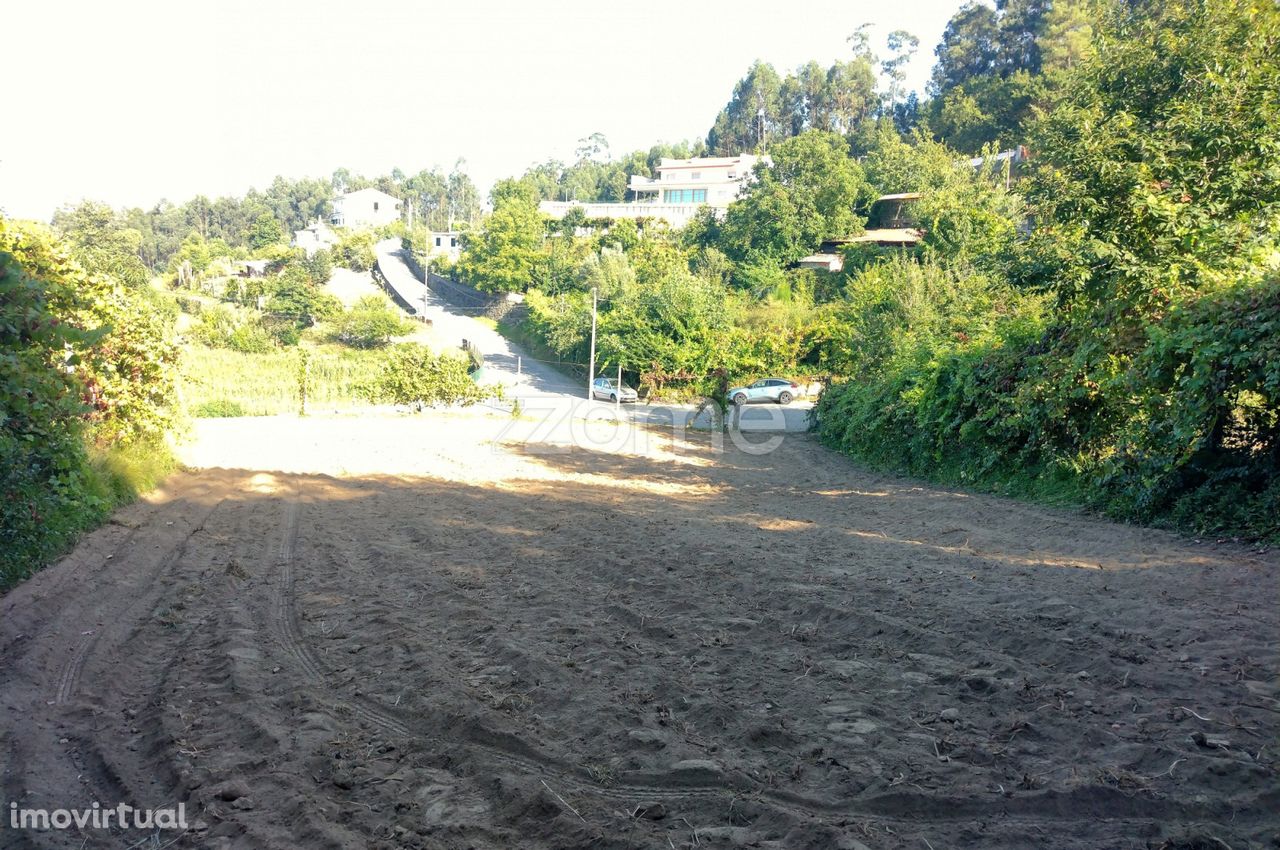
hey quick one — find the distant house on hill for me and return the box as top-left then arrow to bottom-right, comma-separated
965,146 -> 1031,188
797,193 -> 924,273
539,153 -> 768,229
292,220 -> 337,256
331,188 -> 402,229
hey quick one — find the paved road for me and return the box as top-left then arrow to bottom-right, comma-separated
375,239 -> 813,434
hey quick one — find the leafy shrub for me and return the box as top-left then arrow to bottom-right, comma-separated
175,295 -> 204,315
1098,274 -> 1280,538
192,399 -> 248,418
818,272 -> 1280,541
333,230 -> 377,272
303,248 -> 333,284
1,225 -> 101,586
360,344 -> 495,410
0,220 -> 177,588
193,305 -> 274,352
815,257 -> 1053,481
271,321 -> 307,347
228,323 -> 276,353
193,305 -> 239,346
333,295 -> 413,349
266,265 -> 342,329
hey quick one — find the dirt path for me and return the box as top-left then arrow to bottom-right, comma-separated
1,415 -> 1276,849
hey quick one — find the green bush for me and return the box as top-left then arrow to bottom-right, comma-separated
817,272 -> 1280,540
333,295 -> 413,349
194,305 -> 275,353
815,256 -> 1056,486
360,343 -> 496,410
192,399 -> 248,418
193,305 -> 239,346
1097,274 -> 1280,538
333,230 -> 377,272
1,219 -> 178,589
228,323 -> 276,353
175,295 -> 204,315
304,248 -> 333,284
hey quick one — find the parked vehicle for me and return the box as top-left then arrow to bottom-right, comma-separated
728,378 -> 799,405
591,377 -> 638,403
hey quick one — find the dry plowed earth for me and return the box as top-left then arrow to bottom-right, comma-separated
1,425 -> 1277,849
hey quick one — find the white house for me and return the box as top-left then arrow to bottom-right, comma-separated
292,220 -> 337,256
426,230 -> 463,262
627,154 -> 766,208
331,188 -> 402,229
539,153 -> 768,229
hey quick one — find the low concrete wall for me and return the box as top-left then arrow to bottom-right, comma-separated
403,250 -> 518,321
371,260 -> 421,317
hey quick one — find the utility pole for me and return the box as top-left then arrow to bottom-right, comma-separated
587,287 -> 598,400
616,362 -> 622,413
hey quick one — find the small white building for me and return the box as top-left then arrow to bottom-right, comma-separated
540,153 -> 768,228
331,188 -> 402,229
292,220 -> 337,256
427,230 -> 463,262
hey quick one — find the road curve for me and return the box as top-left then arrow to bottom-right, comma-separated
374,240 -> 814,434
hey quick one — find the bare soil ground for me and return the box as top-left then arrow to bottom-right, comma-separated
1,413 -> 1276,849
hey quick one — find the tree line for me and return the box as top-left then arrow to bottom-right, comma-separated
508,0 -> 1095,211
70,165 -> 483,276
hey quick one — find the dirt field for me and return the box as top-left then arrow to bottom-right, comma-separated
1,412 -> 1277,849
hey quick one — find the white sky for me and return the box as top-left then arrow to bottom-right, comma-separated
2,0 -> 964,221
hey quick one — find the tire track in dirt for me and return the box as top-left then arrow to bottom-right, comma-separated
51,636 -> 92,707
51,493 -> 224,706
0,474 -> 252,850
271,490 -> 326,685
268,483 -> 417,741
257,475 -> 1255,835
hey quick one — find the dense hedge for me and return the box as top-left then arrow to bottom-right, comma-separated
0,220 -> 178,589
817,0 -> 1279,541
817,273 -> 1279,540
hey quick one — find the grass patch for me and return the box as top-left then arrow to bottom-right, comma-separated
181,343 -> 388,416
191,399 -> 250,418
86,439 -> 179,508
496,314 -> 587,383
1,438 -> 177,593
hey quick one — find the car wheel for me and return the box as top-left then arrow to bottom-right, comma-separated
733,393 -> 748,406
611,393 -> 618,402
778,391 -> 793,404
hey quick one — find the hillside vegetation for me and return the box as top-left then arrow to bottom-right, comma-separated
1,220 -> 178,588
446,0 -> 1279,540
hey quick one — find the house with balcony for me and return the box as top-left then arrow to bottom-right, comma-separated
330,187 -> 402,230
539,153 -> 768,229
